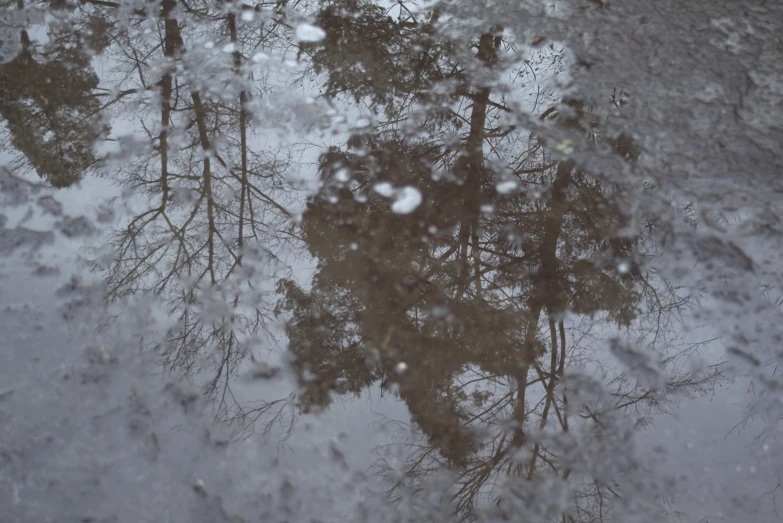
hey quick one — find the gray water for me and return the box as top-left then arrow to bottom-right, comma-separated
1,0 -> 783,521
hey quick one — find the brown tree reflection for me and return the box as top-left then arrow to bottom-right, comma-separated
277,2 -> 721,520
1,0 -> 111,187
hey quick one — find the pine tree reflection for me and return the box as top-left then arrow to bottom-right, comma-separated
279,3 -> 721,519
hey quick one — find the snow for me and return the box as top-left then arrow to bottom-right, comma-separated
391,186 -> 422,214
495,180 -> 518,194
373,182 -> 394,197
295,23 -> 327,43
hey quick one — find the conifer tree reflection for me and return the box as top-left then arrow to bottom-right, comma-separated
0,0 -> 111,187
278,2 -> 720,519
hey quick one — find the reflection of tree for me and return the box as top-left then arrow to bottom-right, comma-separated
0,0 -> 111,187
277,2 -> 721,520
70,0 -> 299,433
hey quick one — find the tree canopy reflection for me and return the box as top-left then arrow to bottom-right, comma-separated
1,2 -> 110,187
278,1 -> 720,520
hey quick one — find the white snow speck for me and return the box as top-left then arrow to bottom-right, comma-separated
617,260 -> 631,274
295,23 -> 326,43
373,182 -> 394,197
355,117 -> 372,128
391,186 -> 422,214
555,139 -> 574,155
335,168 -> 351,182
241,11 -> 254,22
252,52 -> 269,62
395,362 -> 408,373
204,41 -> 215,49
496,180 -> 518,194
222,43 -> 236,53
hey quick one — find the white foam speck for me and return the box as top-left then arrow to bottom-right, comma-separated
391,186 -> 422,214
373,182 -> 394,197
496,180 -> 518,194
295,23 -> 326,43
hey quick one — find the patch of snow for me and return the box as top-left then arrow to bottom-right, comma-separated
373,182 -> 394,197
391,186 -> 422,214
295,23 -> 326,43
496,180 -> 518,194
